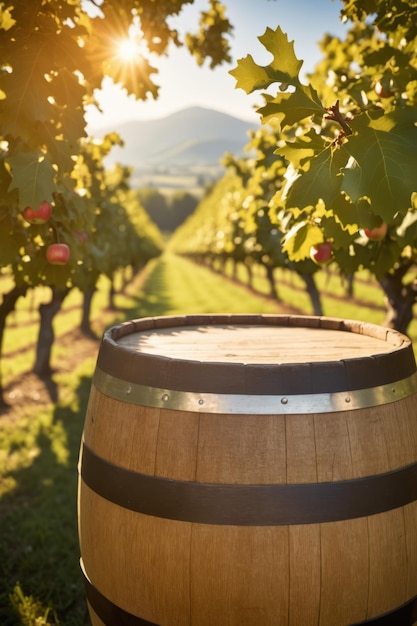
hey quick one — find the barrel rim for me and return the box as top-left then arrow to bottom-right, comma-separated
96,314 -> 415,395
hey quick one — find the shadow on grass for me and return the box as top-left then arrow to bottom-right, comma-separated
0,375 -> 95,626
0,258 -> 180,626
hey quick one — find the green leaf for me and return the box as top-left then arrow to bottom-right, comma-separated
0,73 -> 54,138
229,54 -> 278,94
1,31 -> 56,125
343,110 -> 417,220
371,240 -> 402,279
258,84 -> 324,129
282,220 -> 323,261
285,146 -> 348,210
32,116 -> 82,174
0,4 -> 15,31
0,212 -> 26,265
7,153 -> 56,210
275,128 -> 325,167
258,26 -> 303,83
230,26 -> 303,94
340,158 -> 362,203
330,193 -> 362,232
332,245 -> 363,275
321,215 -> 357,247
50,68 -> 86,110
106,55 -> 159,101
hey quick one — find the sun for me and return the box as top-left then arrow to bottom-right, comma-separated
117,38 -> 140,62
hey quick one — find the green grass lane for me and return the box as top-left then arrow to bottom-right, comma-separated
137,253 -> 289,316
0,252 -> 293,626
1,252 -> 416,626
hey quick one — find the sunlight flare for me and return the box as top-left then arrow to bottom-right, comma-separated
117,37 -> 141,62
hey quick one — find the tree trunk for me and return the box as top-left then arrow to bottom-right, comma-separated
0,284 -> 28,410
264,264 -> 280,300
108,279 -> 116,310
301,273 -> 323,316
344,273 -> 354,297
80,288 -> 97,337
378,271 -> 417,336
246,262 -> 253,288
231,259 -> 238,280
216,256 -> 226,274
33,286 -> 70,378
122,266 -> 132,289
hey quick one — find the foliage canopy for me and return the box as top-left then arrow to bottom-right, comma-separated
0,0 -> 232,286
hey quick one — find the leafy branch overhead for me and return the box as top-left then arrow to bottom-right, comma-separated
230,23 -> 417,229
229,26 -> 323,127
172,2 -> 417,336
6,154 -> 56,211
0,0 -> 232,284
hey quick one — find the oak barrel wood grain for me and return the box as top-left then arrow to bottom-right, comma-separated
78,314 -> 417,625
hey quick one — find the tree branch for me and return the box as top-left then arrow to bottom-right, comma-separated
324,100 -> 352,136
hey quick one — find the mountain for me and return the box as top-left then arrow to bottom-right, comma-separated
92,106 -> 257,175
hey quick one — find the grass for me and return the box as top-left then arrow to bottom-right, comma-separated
0,254 -> 295,626
0,363 -> 93,625
147,253 -> 287,315
1,252 -> 416,625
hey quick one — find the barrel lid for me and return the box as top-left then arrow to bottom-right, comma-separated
96,314 -> 416,395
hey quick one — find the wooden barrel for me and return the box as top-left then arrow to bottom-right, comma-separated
78,314 -> 417,626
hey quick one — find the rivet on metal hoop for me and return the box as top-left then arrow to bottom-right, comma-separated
125,385 -> 132,395
345,396 -> 351,403
281,397 -> 288,405
198,399 -> 204,405
161,393 -> 169,402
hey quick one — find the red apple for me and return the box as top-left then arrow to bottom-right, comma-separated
23,201 -> 52,224
46,243 -> 70,265
310,242 -> 333,265
360,222 -> 387,241
375,81 -> 393,99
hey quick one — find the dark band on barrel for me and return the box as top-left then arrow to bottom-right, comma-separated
96,315 -> 416,396
82,563 -> 157,625
80,443 -> 417,526
81,562 -> 417,626
352,595 -> 417,625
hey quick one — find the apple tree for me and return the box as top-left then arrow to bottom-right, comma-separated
31,135 -> 164,378
171,122 -> 324,315
222,124 -> 324,312
0,0 -> 233,407
230,0 -> 417,334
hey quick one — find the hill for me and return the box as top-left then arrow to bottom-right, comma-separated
90,106 -> 257,192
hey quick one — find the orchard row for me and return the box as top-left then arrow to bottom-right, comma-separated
172,131 -> 414,335
0,1 -> 233,410
0,135 -> 163,406
173,6 -> 417,336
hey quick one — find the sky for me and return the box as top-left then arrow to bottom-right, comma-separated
85,0 -> 349,130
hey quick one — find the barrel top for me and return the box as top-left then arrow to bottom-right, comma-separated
96,315 -> 416,395
117,324 -> 394,364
